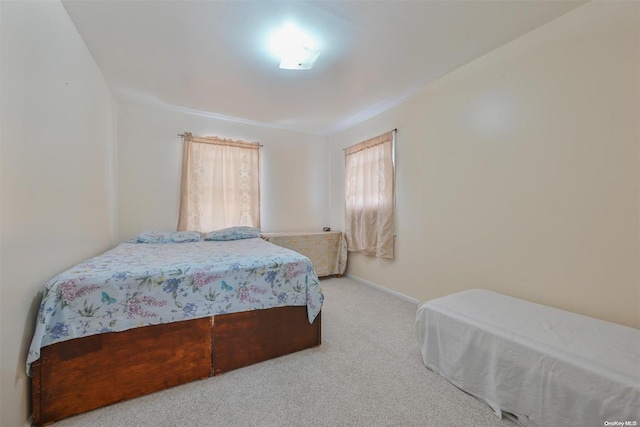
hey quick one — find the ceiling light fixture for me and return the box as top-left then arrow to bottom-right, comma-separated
270,23 -> 320,70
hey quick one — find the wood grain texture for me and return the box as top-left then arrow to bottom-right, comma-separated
32,318 -> 211,426
31,308 -> 321,426
212,306 -> 321,375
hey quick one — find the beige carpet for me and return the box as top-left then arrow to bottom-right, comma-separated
56,277 -> 516,427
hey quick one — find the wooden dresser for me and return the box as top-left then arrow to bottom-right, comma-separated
262,231 -> 347,277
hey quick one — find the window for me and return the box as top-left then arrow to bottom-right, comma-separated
344,130 -> 395,259
177,132 -> 260,232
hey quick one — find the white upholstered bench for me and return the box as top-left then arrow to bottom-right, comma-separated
415,289 -> 640,427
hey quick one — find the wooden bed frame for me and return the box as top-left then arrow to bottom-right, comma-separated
31,306 -> 321,426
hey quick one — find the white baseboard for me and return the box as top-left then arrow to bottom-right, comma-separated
24,415 -> 32,427
345,274 -> 420,304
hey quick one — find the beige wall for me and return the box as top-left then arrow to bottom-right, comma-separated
117,103 -> 329,241
1,3 -> 638,427
329,1 -> 640,328
0,1 -> 118,426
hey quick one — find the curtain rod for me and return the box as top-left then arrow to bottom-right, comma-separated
177,134 -> 263,147
342,128 -> 397,151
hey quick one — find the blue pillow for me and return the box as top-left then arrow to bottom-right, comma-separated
204,226 -> 261,241
170,231 -> 202,243
136,230 -> 202,243
136,230 -> 172,243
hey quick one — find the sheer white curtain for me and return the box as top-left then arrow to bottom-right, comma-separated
178,132 -> 260,232
344,130 -> 395,259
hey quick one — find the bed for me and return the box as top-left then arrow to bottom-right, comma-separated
415,289 -> 640,427
27,230 -> 323,426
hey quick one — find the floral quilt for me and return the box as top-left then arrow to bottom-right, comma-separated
27,238 -> 323,373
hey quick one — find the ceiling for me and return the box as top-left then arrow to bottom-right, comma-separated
62,0 -> 586,136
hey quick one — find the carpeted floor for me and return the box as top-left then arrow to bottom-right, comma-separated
56,277 -> 516,427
